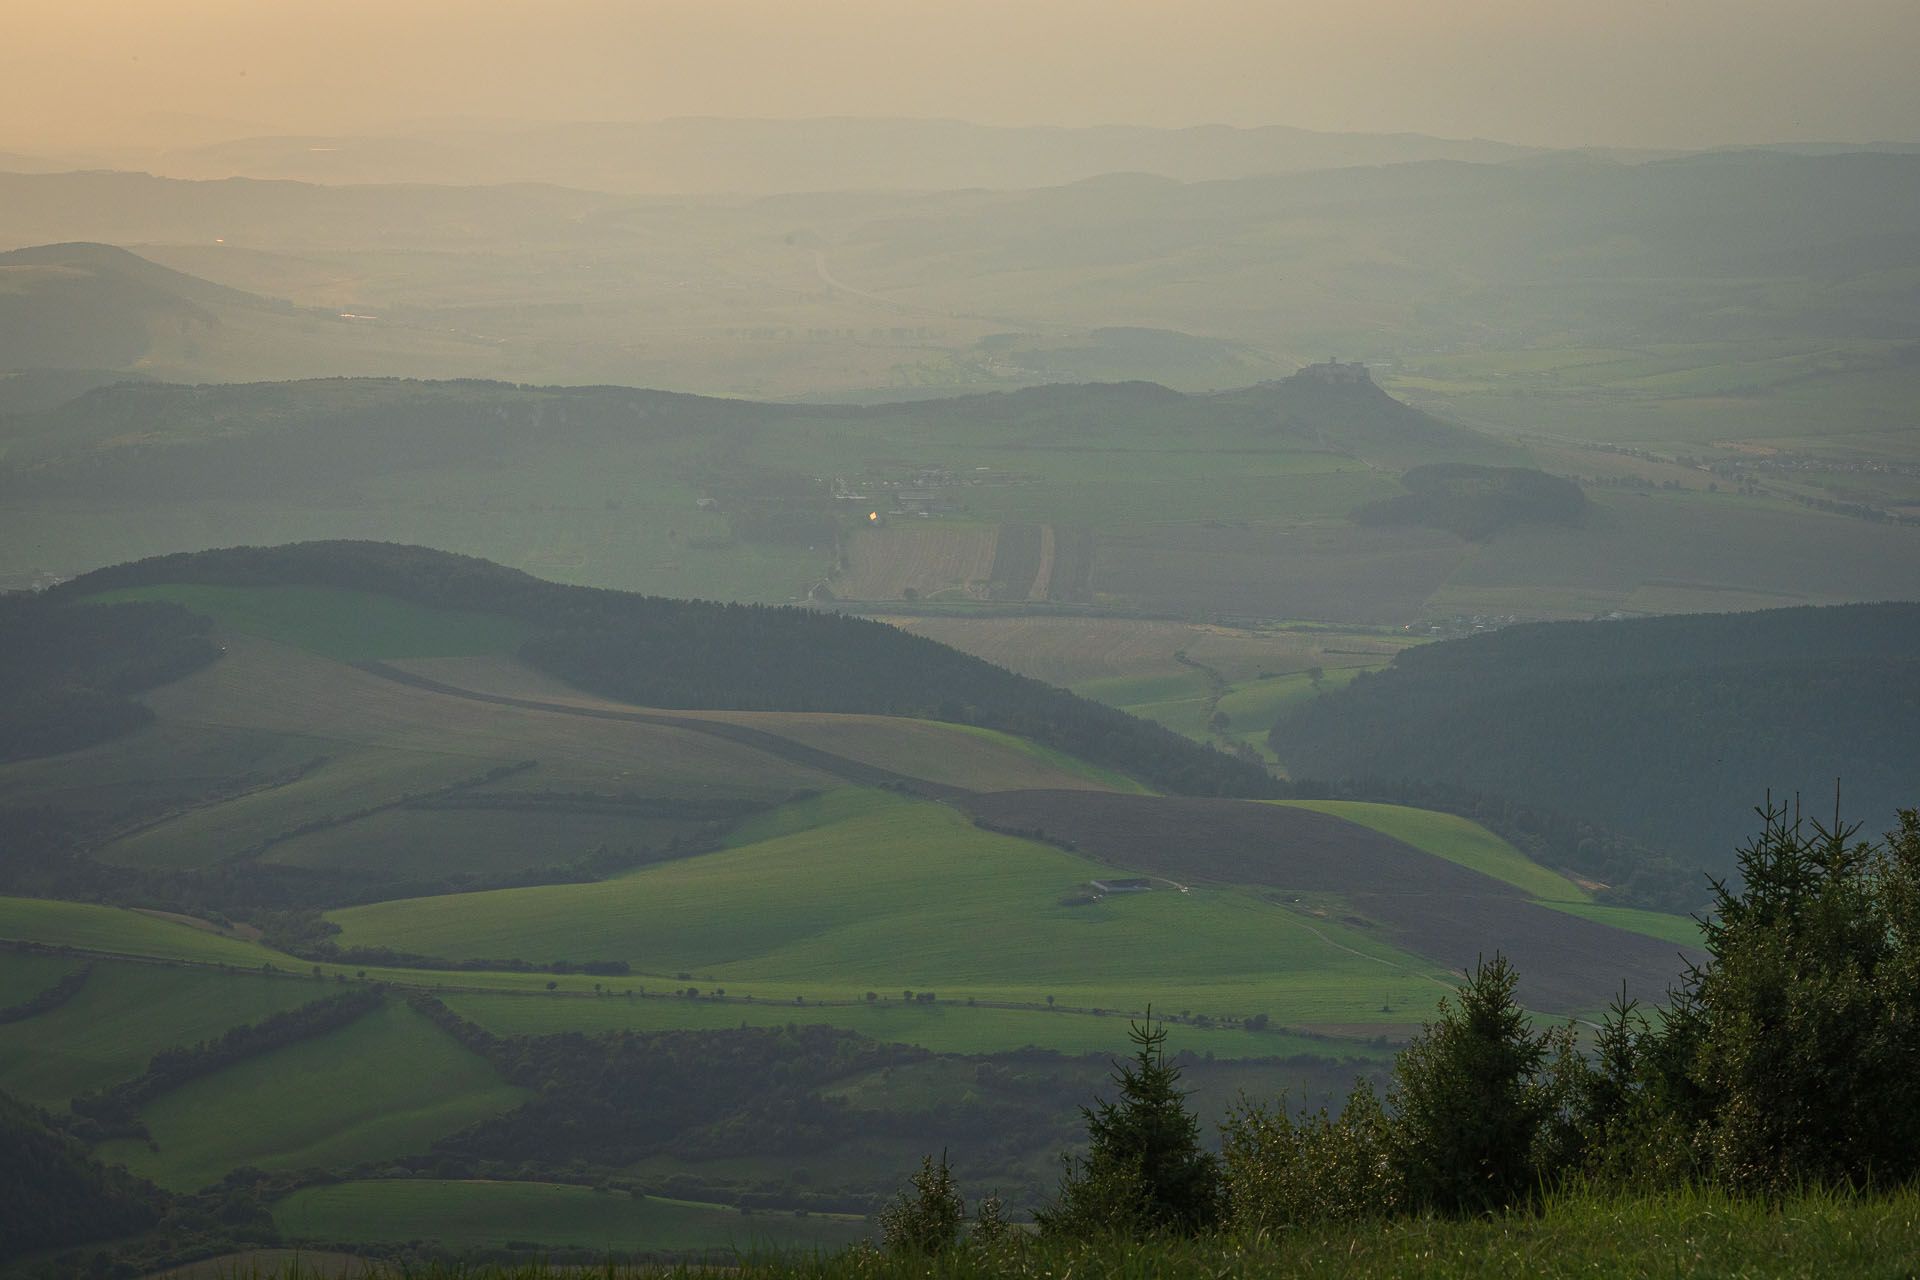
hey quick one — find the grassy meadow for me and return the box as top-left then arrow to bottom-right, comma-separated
0,958 -> 332,1107
0,898 -> 277,967
325,789 -> 1454,1027
272,1181 -> 870,1256
0,951 -> 84,1005
1276,801 -> 1588,904
95,999 -> 529,1191
433,991 -> 1378,1062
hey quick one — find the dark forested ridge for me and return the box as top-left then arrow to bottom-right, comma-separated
53,541 -> 1277,798
1269,604 -> 1920,883
1352,464 -> 1588,540
0,1086 -> 167,1263
0,593 -> 219,762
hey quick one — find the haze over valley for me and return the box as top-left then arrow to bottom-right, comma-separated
3,5 -> 1919,1274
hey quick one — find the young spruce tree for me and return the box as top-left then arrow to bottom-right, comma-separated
1036,1009 -> 1221,1239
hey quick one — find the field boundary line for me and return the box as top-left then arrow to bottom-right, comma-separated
350,661 -> 971,801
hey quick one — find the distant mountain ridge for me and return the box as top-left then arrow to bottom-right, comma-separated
0,366 -> 1487,498
20,117 -> 1556,194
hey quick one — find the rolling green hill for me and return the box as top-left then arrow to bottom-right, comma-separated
52,542 -> 1279,799
0,539 -> 1720,1263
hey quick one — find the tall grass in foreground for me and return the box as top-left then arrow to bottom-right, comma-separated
220,1184 -> 1919,1280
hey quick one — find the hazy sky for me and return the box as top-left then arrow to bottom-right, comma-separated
8,0 -> 1919,152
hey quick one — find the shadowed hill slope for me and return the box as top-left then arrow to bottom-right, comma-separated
1269,604 -> 1920,878
0,242 -> 289,374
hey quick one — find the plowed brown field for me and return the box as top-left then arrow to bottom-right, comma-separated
958,790 -> 1700,1014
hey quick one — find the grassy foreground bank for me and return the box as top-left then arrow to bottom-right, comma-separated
166,1185 -> 1918,1279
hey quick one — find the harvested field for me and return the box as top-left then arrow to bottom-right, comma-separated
1439,492 -> 1920,616
879,616 -> 1401,688
838,524 -> 998,600
1029,524 -> 1056,600
140,634 -> 840,801
1090,523 -> 1470,623
956,791 -> 1701,1014
372,654 -> 1123,793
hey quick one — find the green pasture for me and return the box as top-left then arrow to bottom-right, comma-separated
1546,902 -> 1705,949
0,896 -> 277,966
98,745 -> 518,870
92,584 -> 541,662
1277,801 -> 1588,904
716,787 -> 894,849
436,990 -> 1388,1061
96,998 -> 529,1191
1215,668 -> 1365,735
328,792 -> 1451,1030
1106,692 -> 1216,741
1075,666 -> 1371,757
0,951 -> 84,1007
261,807 -> 713,877
0,959 -> 333,1106
1071,670 -> 1213,711
274,1181 -> 870,1255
